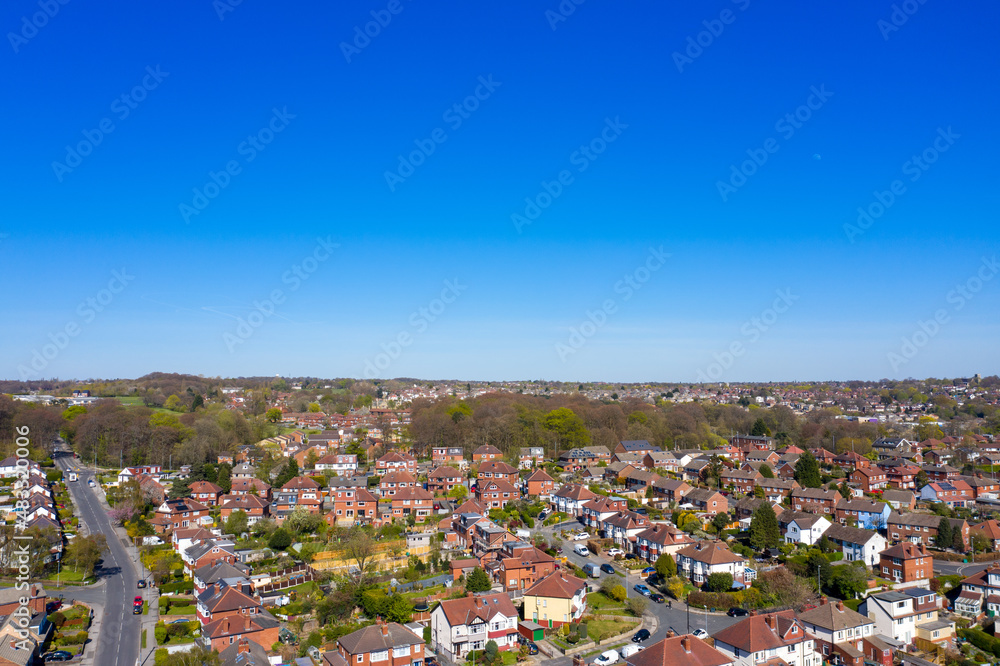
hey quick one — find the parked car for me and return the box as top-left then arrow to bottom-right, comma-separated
624,553 -> 640,560
593,649 -> 620,666
692,629 -> 709,639
169,618 -> 192,624
574,545 -> 591,557
133,595 -> 143,606
43,652 -> 73,663
537,511 -> 548,521
649,593 -> 665,603
620,645 -> 644,659
137,580 -> 147,588
600,563 -> 616,575
526,643 -> 539,655
632,629 -> 650,643
633,584 -> 650,597
133,605 -> 141,615
606,548 -> 624,557
727,607 -> 749,617
573,532 -> 590,541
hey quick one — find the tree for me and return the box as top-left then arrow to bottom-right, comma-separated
225,510 -> 249,536
268,528 -> 292,551
751,418 -> 771,437
484,640 -> 499,666
265,408 -> 283,422
794,451 -> 822,488
753,485 -> 765,499
749,503 -> 780,550
344,531 -> 377,588
307,403 -> 322,413
829,562 -> 868,599
759,464 -> 774,479
275,458 -> 299,487
168,477 -> 191,499
935,517 -> 953,549
712,512 -> 731,534
654,553 -> 677,579
217,465 -> 232,493
952,527 -> 966,552
191,394 -> 204,411
971,533 -> 991,553
625,596 -> 647,616
705,572 -> 734,593
466,567 -> 492,593
542,407 -> 591,453
448,485 -> 468,500
284,506 -> 323,534
64,533 -> 107,577
304,450 -> 319,470
915,469 -> 929,488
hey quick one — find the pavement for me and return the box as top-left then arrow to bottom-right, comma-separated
530,518 -> 740,666
55,444 -> 155,666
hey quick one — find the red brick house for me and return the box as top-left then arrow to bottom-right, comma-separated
476,478 -> 520,510
525,469 -> 555,497
321,619 -> 423,666
477,461 -> 518,483
388,487 -> 434,523
790,488 -> 842,515
432,446 -> 466,467
427,466 -> 464,496
327,487 -> 379,526
472,445 -> 503,463
182,539 -> 237,575
151,498 -> 211,535
196,583 -> 263,625
879,542 -> 932,584
375,451 -> 417,474
219,494 -> 269,525
499,545 -> 556,591
719,468 -> 760,495
379,470 -> 417,496
850,467 -> 887,493
201,613 -> 281,651
190,481 -> 224,507
229,477 -> 272,500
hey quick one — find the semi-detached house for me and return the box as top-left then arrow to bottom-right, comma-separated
430,593 -> 519,662
711,611 -> 819,666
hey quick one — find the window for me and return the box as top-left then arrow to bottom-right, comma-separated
393,647 -> 410,658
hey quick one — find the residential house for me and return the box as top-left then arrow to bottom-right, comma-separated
201,612 -> 281,652
600,511 -> 653,550
966,477 -> 1000,499
651,478 -> 691,504
822,524 -> 886,566
720,469 -> 761,495
472,445 -> 503,463
522,571 -> 587,628
615,440 -> 660,455
635,523 -> 696,561
219,494 -> 269,525
581,497 -> 630,530
745,450 -> 780,466
376,452 -> 417,474
643,451 -> 681,472
624,634 -> 734,666
756,478 -> 800,503
328,487 -> 379,525
193,561 -> 249,594
183,539 -> 237,575
834,499 -> 890,530
849,467 -> 887,493
783,513 -> 832,546
796,598 -> 875,666
879,542 -> 932,585
388,487 -> 434,523
879,462 -> 921,490
498,545 -> 556,591
681,489 -> 727,516
675,541 -> 748,587
970,520 -> 1000,550
190,481 -> 225,507
791,488 -> 842,515
432,446 -> 466,468
859,589 -> 952,647
427,466 -> 464,496
881,490 -> 916,511
151,498 -> 212,535
320,619 -> 424,666
711,611 -> 818,666
558,448 -> 598,470
229,477 -> 271,500
315,454 -> 359,476
380,471 -> 417,497
550,484 -> 598,517
477,461 -> 518,484
232,463 -> 255,479
525,469 -> 555,497
518,447 -> 545,469
196,581 -> 262,625
431,593 -> 520,662
919,481 -> 973,508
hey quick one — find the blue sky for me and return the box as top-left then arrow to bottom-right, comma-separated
2,0 -> 998,383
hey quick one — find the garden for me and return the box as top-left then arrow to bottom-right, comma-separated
154,620 -> 199,646
45,604 -> 91,656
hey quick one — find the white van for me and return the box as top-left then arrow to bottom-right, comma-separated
573,544 -> 590,557
515,528 -> 530,539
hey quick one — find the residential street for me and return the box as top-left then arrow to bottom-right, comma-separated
932,558 -> 993,578
54,444 -> 147,666
530,518 -> 740,666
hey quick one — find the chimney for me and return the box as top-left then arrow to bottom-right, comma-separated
245,616 -> 251,630
820,597 -> 828,605
238,638 -> 251,654
681,636 -> 691,652
837,601 -> 844,611
765,614 -> 777,629
381,622 -> 389,637
8,640 -> 15,650
573,656 -> 584,666
666,629 -> 676,638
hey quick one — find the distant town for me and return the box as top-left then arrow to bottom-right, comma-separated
1,372 -> 999,666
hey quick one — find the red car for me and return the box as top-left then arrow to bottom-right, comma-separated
133,596 -> 143,606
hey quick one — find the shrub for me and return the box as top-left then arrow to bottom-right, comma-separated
609,585 -> 627,602
626,596 -> 647,616
48,612 -> 66,628
566,632 -> 579,644
154,625 -> 168,644
578,622 -> 588,638
74,631 -> 88,644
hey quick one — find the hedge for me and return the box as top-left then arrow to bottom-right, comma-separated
958,628 -> 1000,657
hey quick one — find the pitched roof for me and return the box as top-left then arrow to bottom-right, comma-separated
526,469 -> 554,482
281,475 -> 321,490
620,440 -> 659,452
389,487 -> 434,502
626,635 -> 733,666
552,484 -> 597,501
478,460 -> 518,475
676,541 -> 744,565
880,542 -> 928,560
381,470 -> 416,484
524,570 -> 586,599
436,592 -> 518,627
473,445 -> 503,456
428,466 -> 462,479
823,524 -> 881,545
797,600 -> 873,631
337,622 -> 423,654
711,611 -> 809,652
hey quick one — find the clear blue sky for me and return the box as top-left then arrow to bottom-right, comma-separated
2,0 -> 998,383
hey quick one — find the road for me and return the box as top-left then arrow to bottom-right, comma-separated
532,518 -> 740,666
932,558 -> 992,578
54,445 -> 142,666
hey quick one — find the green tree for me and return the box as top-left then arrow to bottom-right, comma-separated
169,477 -> 191,499
705,572 -> 734,593
915,469 -> 929,488
753,485 -> 765,499
265,408 -> 283,422
952,527 -> 966,552
654,553 -> 677,579
935,517 -> 953,549
542,407 -> 591,451
484,640 -> 499,666
829,562 -> 868,599
268,528 -> 293,551
749,503 -> 780,550
217,465 -> 232,493
712,512 -> 731,533
466,567 -> 492,593
275,457 -> 299,487
191,394 -> 204,411
308,403 -> 322,413
449,485 -> 468,500
750,418 -> 771,437
794,451 -> 822,488
759,464 -> 774,479
225,510 -> 248,536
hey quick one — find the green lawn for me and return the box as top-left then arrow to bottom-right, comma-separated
402,584 -> 447,600
161,606 -> 196,615
587,618 -> 638,642
49,569 -> 94,583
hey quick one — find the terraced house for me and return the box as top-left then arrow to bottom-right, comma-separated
682,488 -> 727,516
581,496 -> 630,529
721,468 -> 761,495
834,499 -> 890,530
848,467 -> 887,493
476,478 -> 520,510
427,466 -> 463,496
919,480 -> 973,508
887,512 -> 967,548
756,478 -> 800,502
634,523 -> 696,561
791,488 -> 842,515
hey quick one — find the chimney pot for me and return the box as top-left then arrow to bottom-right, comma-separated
681,636 -> 691,652
381,622 -> 389,636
